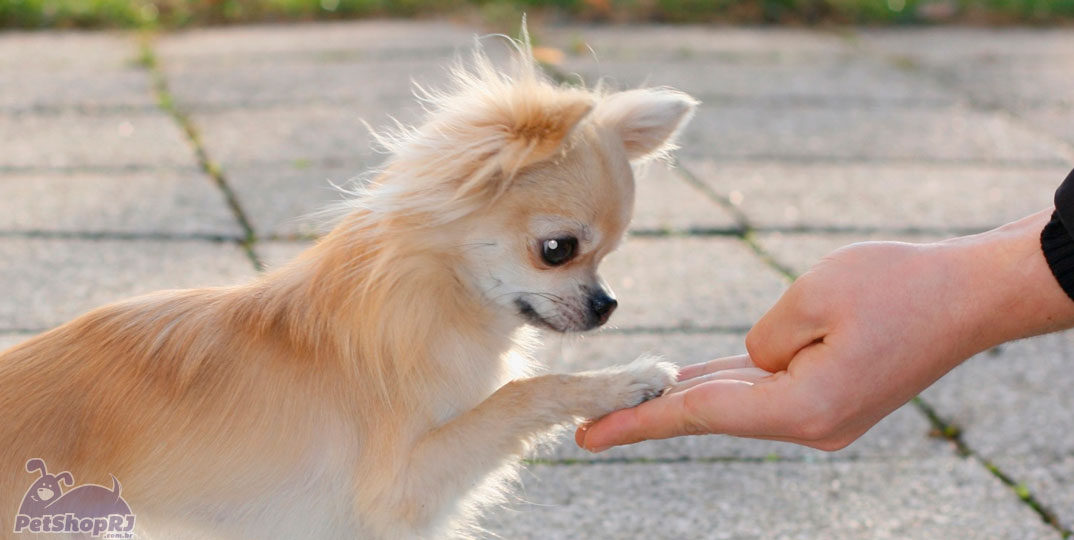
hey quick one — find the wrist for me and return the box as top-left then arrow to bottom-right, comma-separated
943,208 -> 1074,352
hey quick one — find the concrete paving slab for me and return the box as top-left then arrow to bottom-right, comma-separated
558,56 -> 953,106
944,63 -> 1074,109
687,161 -> 1063,231
859,28 -> 1074,64
859,29 -> 1074,109
226,164 -> 366,238
257,237 -> 787,330
0,238 -> 256,331
543,25 -> 848,61
922,331 -> 1074,531
0,170 -> 241,237
999,456 -> 1074,532
483,458 -> 1059,540
679,105 -> 1070,165
752,232 -> 949,277
190,104 -> 393,167
0,112 -> 197,170
602,237 -> 787,330
157,21 -> 477,65
630,162 -> 737,233
0,31 -> 140,72
1019,107 -> 1074,150
0,70 -> 155,112
534,332 -> 946,461
923,332 -> 1074,460
163,57 -> 450,110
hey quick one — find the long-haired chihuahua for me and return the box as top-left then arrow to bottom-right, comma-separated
0,31 -> 696,539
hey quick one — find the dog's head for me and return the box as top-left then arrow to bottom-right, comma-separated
459,89 -> 696,333
364,36 -> 696,333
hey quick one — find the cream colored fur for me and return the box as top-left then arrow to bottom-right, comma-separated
0,32 -> 697,540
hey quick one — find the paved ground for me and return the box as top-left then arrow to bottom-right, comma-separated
1,21 -> 1072,539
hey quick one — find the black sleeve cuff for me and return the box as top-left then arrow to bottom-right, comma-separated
1043,168 -> 1074,303
1042,211 -> 1074,302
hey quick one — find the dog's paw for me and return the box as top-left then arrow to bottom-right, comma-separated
582,355 -> 678,418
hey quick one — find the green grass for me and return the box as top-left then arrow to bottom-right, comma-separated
2,0 -> 1073,29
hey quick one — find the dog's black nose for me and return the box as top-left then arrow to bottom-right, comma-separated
588,290 -> 618,326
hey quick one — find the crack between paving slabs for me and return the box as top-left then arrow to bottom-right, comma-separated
136,32 -> 264,273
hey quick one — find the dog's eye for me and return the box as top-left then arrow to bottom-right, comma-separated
540,237 -> 577,266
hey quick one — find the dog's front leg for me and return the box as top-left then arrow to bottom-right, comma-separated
395,355 -> 677,530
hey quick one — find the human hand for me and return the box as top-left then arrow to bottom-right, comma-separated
576,209 -> 1074,452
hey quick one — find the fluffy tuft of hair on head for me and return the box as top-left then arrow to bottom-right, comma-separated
358,29 -> 596,225
592,87 -> 699,163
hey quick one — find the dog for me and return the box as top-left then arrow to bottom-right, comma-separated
0,32 -> 697,539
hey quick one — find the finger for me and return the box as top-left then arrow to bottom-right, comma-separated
579,410 -> 842,451
667,367 -> 772,394
676,354 -> 755,381
745,283 -> 827,373
579,387 -> 707,451
580,379 -> 774,451
574,420 -> 593,448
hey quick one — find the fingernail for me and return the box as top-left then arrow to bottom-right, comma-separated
587,445 -> 610,454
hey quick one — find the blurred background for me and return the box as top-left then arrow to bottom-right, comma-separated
2,1 -> 1073,539
3,0 -> 1074,29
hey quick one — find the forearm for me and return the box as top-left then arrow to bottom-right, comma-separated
945,208 -> 1074,352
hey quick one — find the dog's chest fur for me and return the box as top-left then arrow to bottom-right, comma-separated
423,325 -> 535,425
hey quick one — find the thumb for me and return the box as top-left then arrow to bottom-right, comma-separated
578,379 -> 762,452
745,281 -> 827,373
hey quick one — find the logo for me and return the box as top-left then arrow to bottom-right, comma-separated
13,459 -> 135,538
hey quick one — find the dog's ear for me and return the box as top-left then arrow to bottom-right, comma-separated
595,88 -> 698,163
